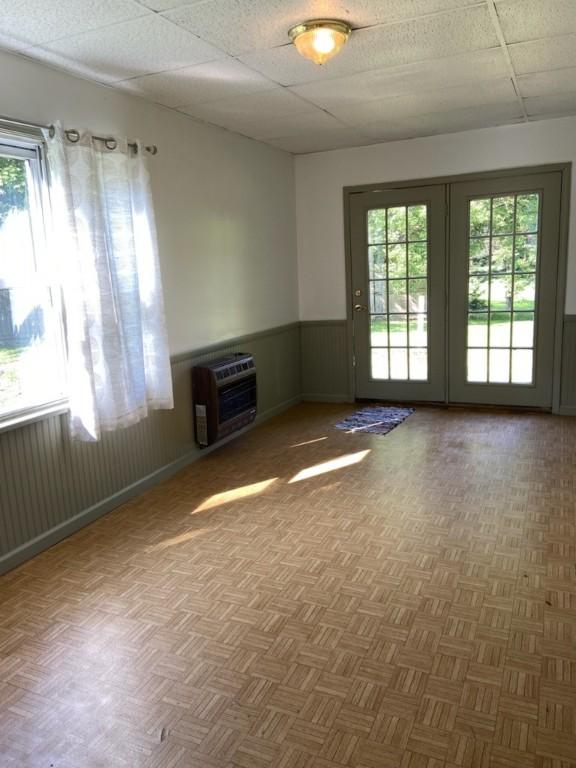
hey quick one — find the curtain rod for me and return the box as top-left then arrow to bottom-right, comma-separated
0,114 -> 158,155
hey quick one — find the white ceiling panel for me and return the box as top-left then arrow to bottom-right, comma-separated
178,87 -> 317,132
239,6 -> 499,86
30,15 -> 223,83
524,92 -> 576,117
518,67 -> 576,99
495,0 -> 576,45
0,0 -> 574,153
325,78 -> 517,127
119,58 -> 276,108
268,129 -> 374,155
139,0 -> 209,10
235,110 -> 351,141
0,0 -> 148,47
362,102 -> 524,142
0,32 -> 29,53
163,0 -> 484,57
508,35 -> 576,75
290,49 -> 509,111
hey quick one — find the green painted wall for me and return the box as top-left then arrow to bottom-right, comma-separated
0,323 -> 301,574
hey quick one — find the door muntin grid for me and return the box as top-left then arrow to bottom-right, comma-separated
367,204 -> 429,381
466,192 -> 539,385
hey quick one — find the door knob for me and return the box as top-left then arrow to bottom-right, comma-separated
354,304 -> 367,312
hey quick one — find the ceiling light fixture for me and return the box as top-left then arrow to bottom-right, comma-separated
288,19 -> 351,65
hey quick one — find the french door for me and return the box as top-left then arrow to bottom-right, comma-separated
349,169 -> 563,408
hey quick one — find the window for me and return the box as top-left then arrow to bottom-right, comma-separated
0,131 -> 66,422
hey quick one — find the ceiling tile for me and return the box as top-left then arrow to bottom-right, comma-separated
178,87 -> 317,132
30,14 -> 224,83
239,6 -> 499,86
268,129 -> 374,155
362,102 -> 524,142
290,49 -> 509,111
508,35 -> 576,75
524,92 -> 576,117
518,67 -> 576,98
0,33 -> 29,53
139,0 -> 210,10
495,0 -> 576,45
0,0 -> 148,47
326,78 -> 517,126
235,110 -> 351,141
164,0 -> 487,57
119,58 -> 276,108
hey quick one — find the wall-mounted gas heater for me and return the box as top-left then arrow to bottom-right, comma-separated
192,353 -> 257,447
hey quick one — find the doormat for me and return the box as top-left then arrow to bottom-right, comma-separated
335,406 -> 414,435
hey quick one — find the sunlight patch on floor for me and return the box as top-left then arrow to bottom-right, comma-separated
288,450 -> 370,483
193,478 -> 278,513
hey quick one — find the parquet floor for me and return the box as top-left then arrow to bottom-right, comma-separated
1,403 -> 575,768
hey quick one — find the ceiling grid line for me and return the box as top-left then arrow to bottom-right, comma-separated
485,0 -> 528,120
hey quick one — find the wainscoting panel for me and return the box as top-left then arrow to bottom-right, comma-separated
560,315 -> 576,414
0,323 -> 301,574
300,320 -> 351,402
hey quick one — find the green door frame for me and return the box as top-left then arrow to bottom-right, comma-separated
343,163 -> 572,413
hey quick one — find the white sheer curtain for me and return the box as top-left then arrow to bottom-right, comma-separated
45,124 -> 173,441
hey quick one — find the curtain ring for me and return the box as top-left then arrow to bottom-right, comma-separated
66,129 -> 80,143
104,138 -> 117,150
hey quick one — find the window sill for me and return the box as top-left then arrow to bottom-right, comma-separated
0,399 -> 69,435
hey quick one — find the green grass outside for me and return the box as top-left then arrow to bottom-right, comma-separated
0,345 -> 25,409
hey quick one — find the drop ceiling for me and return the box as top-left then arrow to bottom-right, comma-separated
1,0 -> 576,154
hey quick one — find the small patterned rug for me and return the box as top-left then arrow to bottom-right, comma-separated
335,406 -> 415,435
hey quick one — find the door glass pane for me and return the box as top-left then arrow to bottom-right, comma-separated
466,192 -> 540,385
489,349 -> 510,383
408,314 -> 427,346
491,236 -> 513,273
469,275 -> 489,312
490,312 -> 511,347
389,314 -> 407,346
390,348 -> 408,379
388,281 -> 407,312
512,349 -> 533,383
512,312 -> 534,348
367,204 -> 429,381
468,349 -> 487,382
515,273 -> 536,311
407,205 -> 427,241
368,245 -> 386,278
388,244 -> 407,278
408,242 -> 427,277
371,348 -> 389,379
470,237 -> 490,273
370,316 -> 388,346
409,349 -> 427,381
468,313 -> 488,347
387,207 -> 407,242
370,281 -> 387,313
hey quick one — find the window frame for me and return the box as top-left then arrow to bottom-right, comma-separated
0,126 -> 68,431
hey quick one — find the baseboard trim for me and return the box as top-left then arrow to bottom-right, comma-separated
301,393 -> 353,403
556,405 -> 576,416
0,396 -> 301,577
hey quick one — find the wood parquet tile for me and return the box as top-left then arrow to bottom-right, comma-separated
1,403 -> 576,767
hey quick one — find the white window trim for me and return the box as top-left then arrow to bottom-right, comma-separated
0,126 -> 69,431
0,398 -> 69,434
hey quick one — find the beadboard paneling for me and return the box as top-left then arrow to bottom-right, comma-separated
0,323 -> 301,574
300,320 -> 351,402
560,315 -> 576,414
